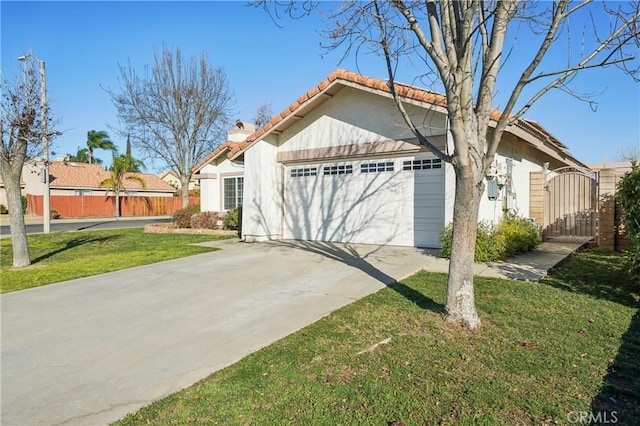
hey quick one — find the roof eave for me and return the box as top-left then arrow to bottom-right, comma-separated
192,146 -> 231,174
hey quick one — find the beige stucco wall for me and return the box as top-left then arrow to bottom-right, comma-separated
242,139 -> 281,241
199,157 -> 244,212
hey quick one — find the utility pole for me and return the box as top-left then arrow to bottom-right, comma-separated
39,59 -> 50,234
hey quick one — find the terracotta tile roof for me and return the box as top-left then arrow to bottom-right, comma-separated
192,140 -> 249,173
48,162 -> 175,192
233,69 -> 579,166
240,68 -> 461,150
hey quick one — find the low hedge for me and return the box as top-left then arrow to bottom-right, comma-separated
190,211 -> 223,230
440,216 -> 541,262
173,204 -> 201,228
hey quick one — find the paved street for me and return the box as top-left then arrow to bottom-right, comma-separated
0,216 -> 172,238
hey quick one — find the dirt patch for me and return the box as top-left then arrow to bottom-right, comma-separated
144,222 -> 238,236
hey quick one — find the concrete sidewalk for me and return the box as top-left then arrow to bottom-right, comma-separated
0,239 -> 584,426
413,239 -> 589,281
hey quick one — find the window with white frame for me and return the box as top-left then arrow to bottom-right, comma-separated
361,161 -> 394,173
74,189 -> 91,196
223,176 -> 243,210
290,167 -> 317,177
323,164 -> 353,175
403,158 -> 442,170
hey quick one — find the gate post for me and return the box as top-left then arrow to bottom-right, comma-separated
598,168 -> 616,251
529,170 -> 545,228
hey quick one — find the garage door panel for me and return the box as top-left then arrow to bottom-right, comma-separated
284,156 -> 444,247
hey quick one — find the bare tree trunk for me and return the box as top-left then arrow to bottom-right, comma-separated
2,164 -> 30,267
180,176 -> 190,208
115,193 -> 120,217
445,166 -> 482,329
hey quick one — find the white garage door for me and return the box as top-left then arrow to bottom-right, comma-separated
283,156 -> 445,247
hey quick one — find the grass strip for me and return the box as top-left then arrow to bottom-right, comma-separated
1,228 -> 231,293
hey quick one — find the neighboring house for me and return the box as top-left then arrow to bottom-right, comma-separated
23,161 -> 176,197
21,161 -> 178,217
159,170 -> 199,192
192,121 -> 255,212
0,174 -> 26,209
232,69 -> 587,248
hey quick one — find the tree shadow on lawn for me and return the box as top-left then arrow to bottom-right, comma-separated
590,310 -> 640,425
263,240 -> 445,313
540,251 -> 639,424
31,235 -> 121,264
541,251 -> 638,309
387,280 -> 444,311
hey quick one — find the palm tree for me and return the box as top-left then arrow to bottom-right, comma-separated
86,130 -> 116,164
100,154 -> 146,217
66,147 -> 103,165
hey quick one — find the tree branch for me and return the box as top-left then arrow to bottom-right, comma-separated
374,0 -> 451,163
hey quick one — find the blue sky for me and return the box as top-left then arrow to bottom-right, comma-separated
2,1 -> 639,172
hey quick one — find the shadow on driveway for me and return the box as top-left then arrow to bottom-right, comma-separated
262,240 -> 445,313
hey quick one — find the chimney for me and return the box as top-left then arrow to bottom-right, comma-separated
227,120 -> 256,142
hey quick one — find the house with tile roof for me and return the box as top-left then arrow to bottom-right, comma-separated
22,161 -> 177,217
159,170 -> 199,192
23,161 -> 176,197
192,120 -> 254,212
229,69 -> 588,248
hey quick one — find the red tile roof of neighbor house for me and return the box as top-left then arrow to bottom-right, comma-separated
48,161 -> 175,192
221,68 -> 585,169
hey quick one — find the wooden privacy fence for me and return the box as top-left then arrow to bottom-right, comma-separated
27,195 -> 199,218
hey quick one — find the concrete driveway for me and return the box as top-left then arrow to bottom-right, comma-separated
1,240 -> 433,426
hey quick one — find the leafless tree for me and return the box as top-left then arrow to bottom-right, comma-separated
253,0 -> 640,329
253,102 -> 274,128
618,145 -> 640,164
0,55 -> 57,267
106,45 -> 235,208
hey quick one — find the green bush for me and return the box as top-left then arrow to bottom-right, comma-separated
0,204 -> 7,214
190,211 -> 223,229
616,163 -> 640,276
50,209 -> 61,219
496,216 -> 542,257
21,196 -> 27,213
440,216 -> 541,262
173,204 -> 200,228
225,206 -> 242,231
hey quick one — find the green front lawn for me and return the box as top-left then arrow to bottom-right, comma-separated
0,228 -> 231,293
115,251 -> 639,425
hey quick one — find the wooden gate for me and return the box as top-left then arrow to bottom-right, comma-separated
544,169 -> 598,239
